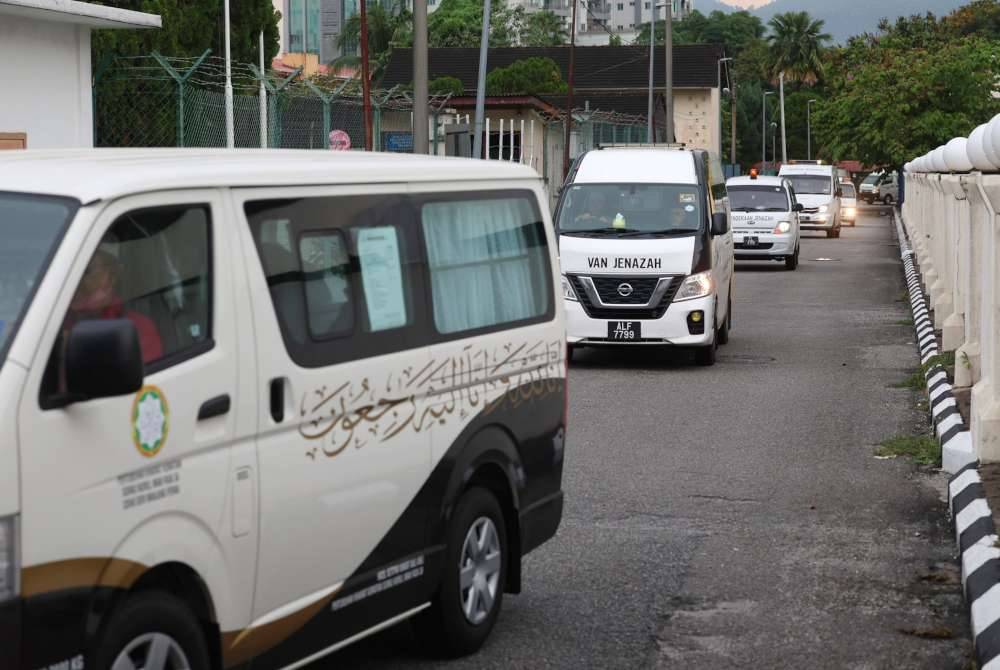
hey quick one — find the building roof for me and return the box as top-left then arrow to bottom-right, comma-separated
0,149 -> 539,203
0,0 -> 160,28
383,45 -> 724,93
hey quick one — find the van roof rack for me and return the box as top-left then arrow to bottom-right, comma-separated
787,159 -> 823,165
596,142 -> 687,150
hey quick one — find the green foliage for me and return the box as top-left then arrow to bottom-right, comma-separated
767,11 -> 831,85
635,9 -> 765,57
521,10 -> 567,46
876,434 -> 940,466
428,76 -> 465,96
485,57 -> 567,96
608,33 -> 623,46
335,0 -> 411,80
90,0 -> 280,65
427,0 -> 522,48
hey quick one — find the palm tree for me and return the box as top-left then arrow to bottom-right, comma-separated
767,11 -> 831,86
333,0 -> 411,82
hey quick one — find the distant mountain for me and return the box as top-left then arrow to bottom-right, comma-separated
694,0 -> 970,43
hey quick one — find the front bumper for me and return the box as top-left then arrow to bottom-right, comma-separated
732,231 -> 796,258
565,294 -> 715,347
800,214 -> 836,230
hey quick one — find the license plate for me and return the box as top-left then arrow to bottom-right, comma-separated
608,321 -> 640,341
743,236 -> 759,248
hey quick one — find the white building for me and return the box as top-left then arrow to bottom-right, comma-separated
0,0 -> 160,149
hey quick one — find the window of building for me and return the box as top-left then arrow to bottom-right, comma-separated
245,194 -> 422,367
644,1 -> 649,7
481,130 -> 523,162
42,204 -> 213,402
421,193 -> 551,336
616,2 -> 623,9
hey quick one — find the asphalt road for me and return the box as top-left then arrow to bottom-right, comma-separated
330,207 -> 971,669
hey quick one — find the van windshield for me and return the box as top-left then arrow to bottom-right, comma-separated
841,183 -> 856,198
728,185 -> 789,212
0,193 -> 77,362
784,176 -> 831,195
556,183 -> 702,238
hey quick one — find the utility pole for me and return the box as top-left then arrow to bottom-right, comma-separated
807,98 -> 817,161
359,0 -> 373,150
563,0 -> 578,178
224,0 -> 234,148
472,0 -> 492,158
730,73 -> 737,167
664,0 -> 673,143
413,0 -> 428,153
778,71 -> 787,165
717,56 -> 732,158
762,90 -> 773,172
259,31 -> 267,148
771,121 -> 777,171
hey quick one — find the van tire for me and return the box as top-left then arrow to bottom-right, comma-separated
785,249 -> 799,271
416,487 -> 507,658
717,298 -> 730,345
93,591 -> 211,670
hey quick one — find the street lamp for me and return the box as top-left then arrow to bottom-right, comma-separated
717,57 -> 732,159
647,2 -> 667,143
771,121 -> 778,172
807,98 -> 817,161
762,91 -> 774,172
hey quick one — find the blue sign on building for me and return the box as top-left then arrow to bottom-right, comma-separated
383,132 -> 413,153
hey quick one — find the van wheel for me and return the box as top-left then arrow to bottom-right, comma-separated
785,248 -> 799,270
883,194 -> 894,206
94,591 -> 210,670
717,299 -> 731,345
416,487 -> 507,657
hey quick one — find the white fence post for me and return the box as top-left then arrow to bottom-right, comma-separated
976,175 -> 1000,460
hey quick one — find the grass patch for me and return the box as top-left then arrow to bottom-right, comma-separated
876,435 -> 940,466
894,318 -> 914,326
891,370 -> 926,390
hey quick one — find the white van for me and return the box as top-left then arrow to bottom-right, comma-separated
554,147 -> 734,366
0,150 -> 567,670
778,162 -> 842,238
726,174 -> 802,270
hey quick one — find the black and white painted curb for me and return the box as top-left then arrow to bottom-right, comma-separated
895,213 -> 999,667
893,212 -> 974,472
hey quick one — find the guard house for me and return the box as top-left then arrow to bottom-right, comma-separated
0,0 -> 161,149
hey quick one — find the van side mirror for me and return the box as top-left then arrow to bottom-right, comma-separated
711,212 -> 729,236
793,203 -> 804,212
65,319 -> 144,402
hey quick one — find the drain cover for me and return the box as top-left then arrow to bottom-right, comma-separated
718,354 -> 775,364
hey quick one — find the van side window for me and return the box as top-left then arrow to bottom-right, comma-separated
245,195 -> 422,368
420,193 -> 552,336
42,204 -> 213,403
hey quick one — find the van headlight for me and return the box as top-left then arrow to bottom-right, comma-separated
0,515 -> 19,603
562,276 -> 579,302
773,221 -> 792,234
819,205 -> 829,213
675,271 -> 714,302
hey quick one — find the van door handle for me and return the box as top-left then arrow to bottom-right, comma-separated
270,378 -> 285,423
198,394 -> 231,421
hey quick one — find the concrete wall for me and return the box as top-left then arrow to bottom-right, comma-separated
0,14 -> 93,149
674,88 -> 718,155
903,172 -> 1000,462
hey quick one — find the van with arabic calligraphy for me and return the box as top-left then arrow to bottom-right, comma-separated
0,150 -> 567,669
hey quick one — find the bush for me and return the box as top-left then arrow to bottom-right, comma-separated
485,57 -> 568,96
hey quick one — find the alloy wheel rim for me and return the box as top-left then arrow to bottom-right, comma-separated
112,632 -> 191,670
459,516 -> 502,625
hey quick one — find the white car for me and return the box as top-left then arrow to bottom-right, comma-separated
555,147 -> 734,366
778,162 -> 842,238
841,181 -> 858,225
726,174 -> 802,270
0,150 -> 567,669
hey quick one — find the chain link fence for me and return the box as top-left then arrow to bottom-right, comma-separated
93,53 -> 453,151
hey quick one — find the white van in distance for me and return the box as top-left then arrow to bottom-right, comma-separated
726,174 -> 802,270
555,147 -> 734,366
778,161 -> 843,238
0,150 -> 567,670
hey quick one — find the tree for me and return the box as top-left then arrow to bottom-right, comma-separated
429,76 -> 465,96
335,0 -> 411,80
608,33 -> 622,46
90,0 -> 280,66
521,10 -> 567,46
485,57 -> 567,95
427,0 -> 523,48
767,11 -> 831,85
635,9 -> 765,57
815,36 -> 999,166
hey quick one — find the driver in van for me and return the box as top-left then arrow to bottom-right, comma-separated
64,248 -> 163,364
574,190 -> 613,226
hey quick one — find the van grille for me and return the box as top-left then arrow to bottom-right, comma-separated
570,275 -> 683,319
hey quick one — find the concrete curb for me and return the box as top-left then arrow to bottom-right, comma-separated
893,212 -> 975,472
895,212 -> 999,667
